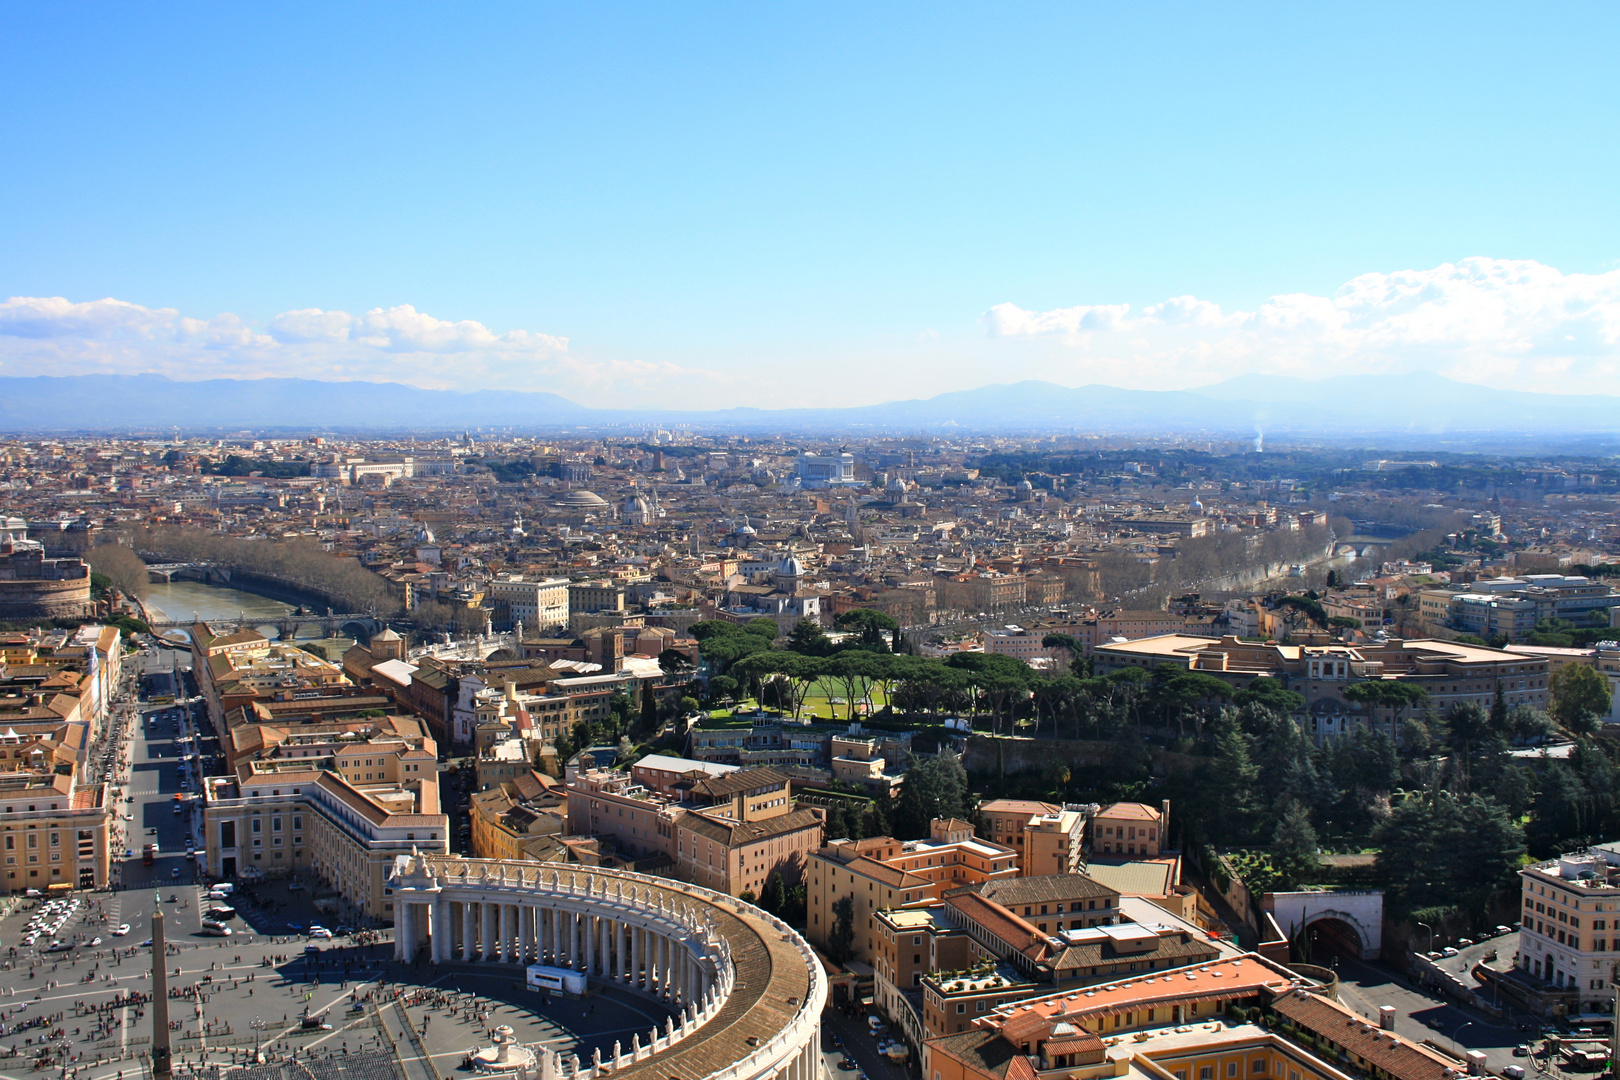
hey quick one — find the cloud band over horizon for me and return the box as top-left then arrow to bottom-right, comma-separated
0,296 -> 708,403
986,257 -> 1620,395
4,257 -> 1620,407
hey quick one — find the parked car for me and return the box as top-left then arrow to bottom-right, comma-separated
1440,947 -> 1460,958
1503,1067 -> 1526,1079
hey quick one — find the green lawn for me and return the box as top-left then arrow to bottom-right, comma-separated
798,676 -> 891,721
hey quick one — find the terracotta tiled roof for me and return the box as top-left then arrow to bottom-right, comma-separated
926,1029 -> 1023,1080
974,873 -> 1119,906
1098,801 -> 1161,821
1270,988 -> 1454,1080
675,806 -> 822,847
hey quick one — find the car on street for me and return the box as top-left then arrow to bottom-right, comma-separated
838,1060 -> 855,1071
112,924 -> 130,936
1503,1067 -> 1526,1079
1514,1046 -> 1529,1057
124,849 -> 133,858
171,867 -> 181,878
309,927 -> 333,939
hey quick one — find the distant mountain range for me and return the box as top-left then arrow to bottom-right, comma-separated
2,371 -> 1618,439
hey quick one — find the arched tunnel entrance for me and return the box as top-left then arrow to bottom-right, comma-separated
1301,916 -> 1365,963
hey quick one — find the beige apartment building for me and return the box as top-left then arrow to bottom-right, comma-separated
1091,801 -> 1167,857
1517,847 -> 1620,1016
0,771 -> 110,892
202,746 -> 447,919
566,764 -> 824,897
805,819 -> 1018,963
468,770 -> 565,863
978,799 -> 1085,876
1095,634 -> 1549,742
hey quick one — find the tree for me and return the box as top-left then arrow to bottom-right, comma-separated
1274,595 -> 1328,630
1374,791 -> 1524,917
86,545 -> 150,601
1232,677 -> 1305,714
1205,714 -> 1261,844
760,871 -> 787,917
657,648 -> 696,680
695,626 -> 771,677
823,651 -> 885,720
835,609 -> 900,651
828,895 -> 856,962
1549,663 -> 1612,735
787,618 -> 834,657
893,753 -> 972,839
640,680 -> 659,732
1270,802 -> 1321,891
734,651 -> 822,717
1042,634 -> 1085,674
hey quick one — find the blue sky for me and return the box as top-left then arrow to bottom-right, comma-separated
2,3 -> 1618,408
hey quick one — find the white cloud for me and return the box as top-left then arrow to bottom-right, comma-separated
0,296 -> 717,405
985,257 -> 1620,393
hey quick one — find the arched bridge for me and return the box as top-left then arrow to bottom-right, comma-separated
145,562 -> 214,582
146,612 -> 385,642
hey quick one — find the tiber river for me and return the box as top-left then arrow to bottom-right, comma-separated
143,579 -> 356,647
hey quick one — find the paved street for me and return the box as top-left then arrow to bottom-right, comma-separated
1331,949 -> 1533,1075
820,1007 -> 914,1080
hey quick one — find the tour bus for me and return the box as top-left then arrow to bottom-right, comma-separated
526,964 -> 587,996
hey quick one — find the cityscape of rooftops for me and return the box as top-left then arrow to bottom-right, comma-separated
3,9 -> 1620,1080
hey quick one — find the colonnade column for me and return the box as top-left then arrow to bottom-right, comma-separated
500,904 -> 514,963
431,896 -> 448,962
571,910 -> 582,970
461,901 -> 475,962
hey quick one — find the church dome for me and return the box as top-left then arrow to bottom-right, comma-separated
415,526 -> 436,544
625,494 -> 651,513
777,555 -> 806,578
554,489 -> 609,509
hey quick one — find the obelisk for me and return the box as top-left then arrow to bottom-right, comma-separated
152,893 -> 171,1078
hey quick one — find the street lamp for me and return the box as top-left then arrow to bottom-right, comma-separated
1418,922 -> 1435,954
1452,1021 -> 1476,1059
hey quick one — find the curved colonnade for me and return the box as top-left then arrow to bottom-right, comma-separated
388,855 -> 826,1080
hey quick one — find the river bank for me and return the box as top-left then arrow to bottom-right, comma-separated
142,580 -> 357,647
